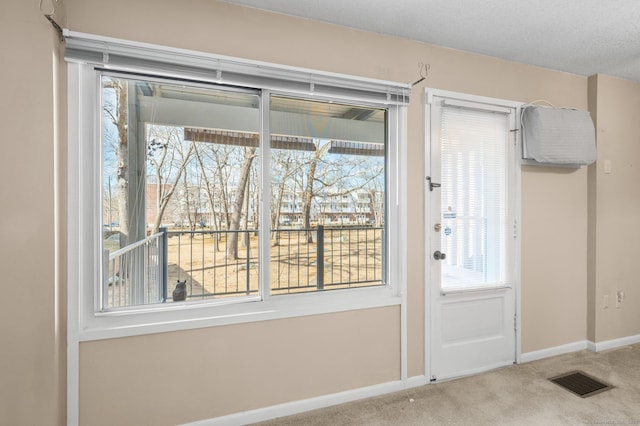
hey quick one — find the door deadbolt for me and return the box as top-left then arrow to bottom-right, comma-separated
434,223 -> 442,232
433,250 -> 446,260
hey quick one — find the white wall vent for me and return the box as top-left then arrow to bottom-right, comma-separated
521,105 -> 596,167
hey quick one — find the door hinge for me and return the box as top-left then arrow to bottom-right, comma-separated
510,129 -> 519,145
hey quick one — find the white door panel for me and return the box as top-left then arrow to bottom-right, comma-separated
436,291 -> 514,378
441,297 -> 504,343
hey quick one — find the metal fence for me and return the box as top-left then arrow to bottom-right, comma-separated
102,226 -> 384,309
166,226 -> 384,300
166,229 -> 258,300
270,226 -> 384,294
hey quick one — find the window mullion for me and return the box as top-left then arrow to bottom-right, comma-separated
259,90 -> 271,301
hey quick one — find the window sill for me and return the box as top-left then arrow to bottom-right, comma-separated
77,286 -> 401,342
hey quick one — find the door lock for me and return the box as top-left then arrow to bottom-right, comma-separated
433,250 -> 446,260
434,223 -> 442,232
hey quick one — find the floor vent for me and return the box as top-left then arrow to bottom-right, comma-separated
549,370 -> 613,398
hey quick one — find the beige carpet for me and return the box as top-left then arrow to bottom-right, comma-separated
256,344 -> 640,425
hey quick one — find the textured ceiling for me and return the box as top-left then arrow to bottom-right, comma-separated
222,0 -> 640,83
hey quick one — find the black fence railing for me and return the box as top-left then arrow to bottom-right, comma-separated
165,229 -> 258,301
163,226 -> 384,301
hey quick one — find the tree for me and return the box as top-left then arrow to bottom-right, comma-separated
147,126 -> 194,234
301,141 -> 331,242
297,140 -> 383,242
180,163 -> 198,233
270,150 -> 306,244
226,147 -> 257,260
193,142 -> 240,251
207,143 -> 235,230
193,143 -> 217,229
103,78 -> 129,245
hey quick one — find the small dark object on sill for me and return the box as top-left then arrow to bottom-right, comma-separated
172,280 -> 187,302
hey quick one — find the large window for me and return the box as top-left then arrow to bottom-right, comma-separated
101,75 -> 261,309
269,96 -> 386,294
98,73 -> 389,311
66,31 -> 407,336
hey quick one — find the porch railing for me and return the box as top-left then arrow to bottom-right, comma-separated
102,225 -> 384,309
102,231 -> 165,309
167,229 -> 257,300
166,226 -> 383,300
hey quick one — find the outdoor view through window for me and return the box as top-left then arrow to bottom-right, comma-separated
101,75 -> 387,310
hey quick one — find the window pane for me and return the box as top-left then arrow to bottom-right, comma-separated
269,96 -> 386,294
439,106 -> 509,290
101,75 -> 260,309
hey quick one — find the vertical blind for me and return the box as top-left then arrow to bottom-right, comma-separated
439,103 -> 510,289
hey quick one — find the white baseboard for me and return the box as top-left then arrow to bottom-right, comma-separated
520,340 -> 589,363
187,335 -> 640,426
520,334 -> 640,364
588,333 -> 640,352
185,376 -> 431,426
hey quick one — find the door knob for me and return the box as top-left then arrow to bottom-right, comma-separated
426,176 -> 441,192
433,250 -> 446,260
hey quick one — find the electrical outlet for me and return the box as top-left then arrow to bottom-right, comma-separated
616,291 -> 625,308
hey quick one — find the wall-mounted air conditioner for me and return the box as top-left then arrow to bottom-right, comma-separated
521,105 -> 596,167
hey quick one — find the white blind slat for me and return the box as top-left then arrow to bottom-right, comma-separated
440,105 -> 509,289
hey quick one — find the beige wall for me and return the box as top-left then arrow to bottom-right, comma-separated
80,307 -> 400,425
588,74 -> 640,342
520,166 -> 588,350
6,0 -> 630,424
0,1 -> 65,425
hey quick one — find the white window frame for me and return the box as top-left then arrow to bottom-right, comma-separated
66,32 -> 408,343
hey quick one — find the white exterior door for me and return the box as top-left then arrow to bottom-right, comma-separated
426,91 -> 519,381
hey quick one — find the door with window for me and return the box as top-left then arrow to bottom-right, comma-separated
426,92 -> 518,381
